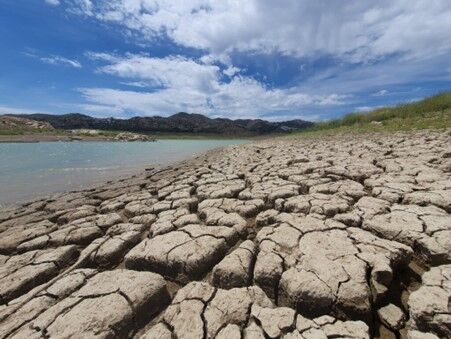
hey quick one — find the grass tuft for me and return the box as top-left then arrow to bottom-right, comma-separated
295,92 -> 451,136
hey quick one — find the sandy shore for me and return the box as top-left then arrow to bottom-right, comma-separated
0,130 -> 449,338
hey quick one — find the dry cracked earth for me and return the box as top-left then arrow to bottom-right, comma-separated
0,130 -> 450,339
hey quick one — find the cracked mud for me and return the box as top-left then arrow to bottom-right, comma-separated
0,130 -> 450,338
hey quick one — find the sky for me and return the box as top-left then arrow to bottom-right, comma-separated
0,1 -> 451,121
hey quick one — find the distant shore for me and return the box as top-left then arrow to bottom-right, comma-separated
0,133 -> 261,143
0,134 -> 121,143
0,132 -> 160,143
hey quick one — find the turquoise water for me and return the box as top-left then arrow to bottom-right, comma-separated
0,140 -> 247,205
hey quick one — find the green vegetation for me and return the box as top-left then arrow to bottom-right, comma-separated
295,92 -> 451,136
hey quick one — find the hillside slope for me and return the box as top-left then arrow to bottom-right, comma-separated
0,115 -> 54,134
299,92 -> 451,135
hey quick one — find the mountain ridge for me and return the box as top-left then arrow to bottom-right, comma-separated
6,112 -> 313,136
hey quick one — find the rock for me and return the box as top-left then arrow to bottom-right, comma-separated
139,323 -> 172,339
197,177 -> 246,200
0,245 -> 78,304
212,240 -> 256,288
363,204 -> 450,265
403,190 -> 451,212
255,215 -> 412,320
114,132 -> 156,141
129,213 -> 157,226
124,200 -> 156,217
216,324 -> 241,339
142,281 -> 369,339
16,213 -> 123,252
377,303 -> 406,330
0,220 -> 57,254
408,264 -> 451,338
251,304 -> 296,338
244,320 -> 266,338
253,249 -> 284,299
199,198 -> 265,217
140,281 -> 272,338
320,318 -> 369,338
2,270 -> 169,338
0,269 -> 98,337
87,230 -> 142,268
125,224 -> 239,283
56,205 -> 98,224
310,179 -> 367,200
238,177 -> 299,203
407,330 -> 440,339
282,193 -> 352,217
150,207 -> 199,236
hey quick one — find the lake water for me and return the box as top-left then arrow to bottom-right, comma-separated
0,139 -> 247,206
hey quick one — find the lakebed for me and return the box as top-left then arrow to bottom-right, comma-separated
0,130 -> 449,338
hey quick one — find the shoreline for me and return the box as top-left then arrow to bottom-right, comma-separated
0,134 -> 153,143
0,129 -> 449,338
0,142 -> 237,208
0,133 -> 259,143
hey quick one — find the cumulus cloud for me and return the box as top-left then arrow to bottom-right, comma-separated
80,53 -> 346,117
96,54 -> 220,92
69,1 -> 451,62
67,1 -> 451,118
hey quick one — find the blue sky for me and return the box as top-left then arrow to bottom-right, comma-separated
1,0 -> 451,121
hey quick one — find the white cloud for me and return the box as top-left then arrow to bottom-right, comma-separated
23,51 -> 82,68
96,54 -> 220,92
69,1 -> 451,62
66,2 -> 451,119
373,90 -> 389,96
85,51 -> 118,62
223,66 -> 240,77
120,81 -> 150,88
44,0 -> 60,6
0,106 -> 38,115
79,53 -> 346,118
67,0 -> 93,16
40,55 -> 82,68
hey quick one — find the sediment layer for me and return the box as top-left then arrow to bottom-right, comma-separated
0,130 -> 450,338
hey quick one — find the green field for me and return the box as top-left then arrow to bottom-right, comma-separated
294,92 -> 451,136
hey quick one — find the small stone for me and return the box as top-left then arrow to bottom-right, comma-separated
377,303 -> 406,330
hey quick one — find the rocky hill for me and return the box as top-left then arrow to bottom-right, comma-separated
0,115 -> 54,132
8,112 -> 313,136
